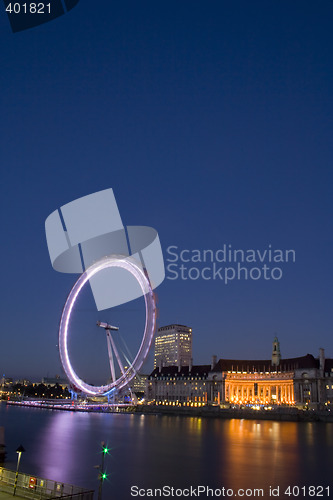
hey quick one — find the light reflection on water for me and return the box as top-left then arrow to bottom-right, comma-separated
0,404 -> 331,499
217,420 -> 301,491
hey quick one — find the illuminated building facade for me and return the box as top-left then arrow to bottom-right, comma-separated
147,356 -> 222,406
147,364 -> 211,405
154,324 -> 192,368
148,338 -> 333,408
41,376 -> 68,389
130,374 -> 148,393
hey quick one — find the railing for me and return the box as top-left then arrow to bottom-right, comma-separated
0,466 -> 94,499
48,492 -> 95,500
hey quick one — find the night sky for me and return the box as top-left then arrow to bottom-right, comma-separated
1,1 -> 332,382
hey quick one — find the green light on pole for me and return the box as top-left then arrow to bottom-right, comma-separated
98,441 -> 109,500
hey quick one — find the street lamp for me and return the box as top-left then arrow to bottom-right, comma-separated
13,445 -> 25,496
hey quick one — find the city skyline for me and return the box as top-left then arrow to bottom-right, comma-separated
1,1 -> 333,381
2,330 -> 332,384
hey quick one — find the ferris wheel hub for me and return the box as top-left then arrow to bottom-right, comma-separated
96,321 -> 119,331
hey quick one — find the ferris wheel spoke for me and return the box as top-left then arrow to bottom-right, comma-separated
119,334 -> 135,365
120,347 -> 138,380
116,331 -> 134,368
122,350 -> 134,372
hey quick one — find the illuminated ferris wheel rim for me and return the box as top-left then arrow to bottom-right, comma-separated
59,255 -> 156,397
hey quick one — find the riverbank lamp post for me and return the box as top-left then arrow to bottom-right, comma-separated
13,445 -> 25,496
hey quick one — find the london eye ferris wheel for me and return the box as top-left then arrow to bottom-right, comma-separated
58,255 -> 157,396
45,188 -> 164,398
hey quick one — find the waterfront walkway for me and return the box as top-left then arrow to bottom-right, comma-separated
0,468 -> 94,500
0,482 -> 47,499
0,483 -> 94,499
0,487 -> 25,500
0,483 -> 45,500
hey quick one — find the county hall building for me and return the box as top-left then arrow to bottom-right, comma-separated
147,336 -> 333,408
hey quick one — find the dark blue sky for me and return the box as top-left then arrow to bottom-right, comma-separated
1,0 -> 332,381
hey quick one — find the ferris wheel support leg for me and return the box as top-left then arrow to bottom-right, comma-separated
130,389 -> 138,405
106,332 -> 116,383
107,390 -> 117,405
70,390 -> 77,401
109,335 -> 126,377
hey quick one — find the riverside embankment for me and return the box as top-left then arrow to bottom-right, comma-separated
5,400 -> 333,422
135,404 -> 333,422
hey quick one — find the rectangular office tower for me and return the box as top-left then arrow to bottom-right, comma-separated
154,324 -> 192,368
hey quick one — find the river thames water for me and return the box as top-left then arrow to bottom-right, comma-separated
0,403 -> 332,499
